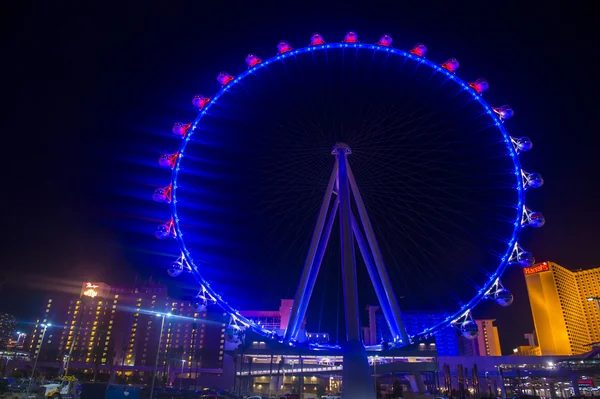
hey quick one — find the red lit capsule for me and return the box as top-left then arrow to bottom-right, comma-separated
159,153 -> 178,169
310,33 -> 325,46
172,122 -> 191,137
277,41 -> 293,54
192,95 -> 210,109
469,78 -> 489,94
441,58 -> 460,73
344,31 -> 359,43
155,219 -> 176,239
410,43 -> 427,57
217,72 -> 235,86
246,54 -> 262,68
377,34 -> 393,47
492,105 -> 514,121
152,185 -> 172,203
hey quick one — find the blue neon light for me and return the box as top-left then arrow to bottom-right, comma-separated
167,41 -> 526,344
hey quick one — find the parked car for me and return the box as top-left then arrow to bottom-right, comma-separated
9,378 -> 40,393
1,378 -> 15,394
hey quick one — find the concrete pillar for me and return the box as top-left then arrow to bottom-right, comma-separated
549,382 -> 557,399
571,375 -> 580,396
406,372 -> 426,394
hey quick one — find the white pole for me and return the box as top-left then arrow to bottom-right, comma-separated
180,359 -> 185,390
28,324 -> 49,394
150,314 -> 167,399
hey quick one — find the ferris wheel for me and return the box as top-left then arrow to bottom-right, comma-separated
151,31 -> 543,358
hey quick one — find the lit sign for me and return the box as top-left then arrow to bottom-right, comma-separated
578,379 -> 593,388
83,283 -> 99,298
524,263 -> 549,275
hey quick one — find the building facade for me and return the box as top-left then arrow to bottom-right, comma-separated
26,281 -> 228,383
524,261 -> 600,355
363,306 -> 503,356
364,306 -> 461,356
0,312 -> 16,350
239,299 -> 311,342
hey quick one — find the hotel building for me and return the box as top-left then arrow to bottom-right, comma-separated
524,261 -> 600,355
363,306 -> 503,356
26,281 -> 228,383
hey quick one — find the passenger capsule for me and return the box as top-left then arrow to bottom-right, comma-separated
495,288 -> 514,307
245,53 -> 262,68
525,172 -> 544,188
441,58 -> 460,73
217,72 -> 235,86
192,295 -> 208,312
225,325 -> 242,343
158,153 -> 178,169
155,221 -> 175,239
310,33 -> 325,46
410,43 -> 427,57
512,136 -> 533,152
167,260 -> 184,277
344,31 -> 359,43
192,95 -> 210,110
172,122 -> 191,137
460,320 -> 479,339
492,105 -> 514,121
469,78 -> 489,94
517,251 -> 535,268
277,41 -> 293,54
152,186 -> 172,203
377,34 -> 393,47
528,212 -> 546,228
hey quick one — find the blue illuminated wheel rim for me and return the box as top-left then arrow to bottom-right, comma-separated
164,40 -> 528,344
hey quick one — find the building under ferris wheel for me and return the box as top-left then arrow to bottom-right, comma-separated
151,30 -> 544,398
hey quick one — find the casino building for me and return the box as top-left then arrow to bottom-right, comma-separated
524,261 -> 600,355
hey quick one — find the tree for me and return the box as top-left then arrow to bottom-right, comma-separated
317,384 -> 326,397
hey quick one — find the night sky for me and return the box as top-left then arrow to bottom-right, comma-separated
4,1 -> 600,354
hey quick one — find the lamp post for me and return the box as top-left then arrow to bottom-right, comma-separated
587,296 -> 600,310
180,359 -> 185,390
28,323 -> 50,394
150,313 -> 171,399
290,360 -> 295,393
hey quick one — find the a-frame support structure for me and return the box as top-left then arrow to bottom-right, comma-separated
283,143 -> 409,399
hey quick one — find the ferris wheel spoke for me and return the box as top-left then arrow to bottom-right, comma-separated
364,187 -> 510,256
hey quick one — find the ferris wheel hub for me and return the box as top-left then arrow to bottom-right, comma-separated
332,142 -> 352,155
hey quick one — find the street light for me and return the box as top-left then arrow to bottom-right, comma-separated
180,359 -> 185,390
28,323 -> 51,394
150,313 -> 171,399
16,332 -> 26,348
587,296 -> 600,310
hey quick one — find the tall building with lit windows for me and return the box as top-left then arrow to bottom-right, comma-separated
27,281 -> 228,382
459,319 -> 502,356
363,306 -> 461,355
0,312 -> 17,349
524,261 -> 600,355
